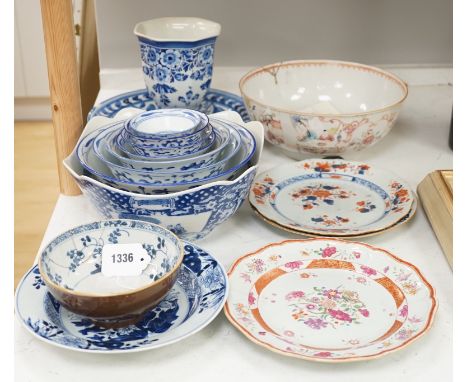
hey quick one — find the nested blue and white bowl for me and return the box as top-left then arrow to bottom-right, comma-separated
118,125 -> 215,158
124,109 -> 208,140
115,129 -> 216,161
86,117 -> 251,192
106,123 -> 232,172
65,110 -> 264,240
38,219 -> 184,325
121,109 -> 213,157
98,121 -> 241,174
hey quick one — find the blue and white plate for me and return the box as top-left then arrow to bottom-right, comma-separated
88,88 -> 251,122
15,242 -> 228,353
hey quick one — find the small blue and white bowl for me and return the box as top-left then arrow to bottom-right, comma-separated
38,219 -> 184,326
124,109 -> 208,139
65,109 -> 264,240
122,109 -> 213,157
134,17 -> 221,109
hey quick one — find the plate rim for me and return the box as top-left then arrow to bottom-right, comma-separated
224,237 -> 437,363
88,88 -> 247,121
249,192 -> 418,239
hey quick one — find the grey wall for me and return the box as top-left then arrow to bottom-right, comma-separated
95,0 -> 452,69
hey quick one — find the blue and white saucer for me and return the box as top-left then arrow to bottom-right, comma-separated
15,242 -> 228,353
88,88 -> 251,122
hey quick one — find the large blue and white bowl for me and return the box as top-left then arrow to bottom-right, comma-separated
65,110 -> 264,240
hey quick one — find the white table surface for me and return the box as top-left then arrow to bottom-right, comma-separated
15,67 -> 453,381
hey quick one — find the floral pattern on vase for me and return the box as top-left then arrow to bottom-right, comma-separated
287,286 -> 370,330
138,39 -> 216,109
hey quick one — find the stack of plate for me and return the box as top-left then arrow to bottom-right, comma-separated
249,159 -> 416,238
76,108 -> 257,195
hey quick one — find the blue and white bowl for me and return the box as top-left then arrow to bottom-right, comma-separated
124,109 -> 208,139
86,117 -> 250,191
121,110 -> 214,157
106,125 -> 231,172
65,109 -> 264,240
115,129 -> 216,161
38,219 -> 184,325
134,17 -> 221,109
119,128 -> 214,158
102,118 -> 234,173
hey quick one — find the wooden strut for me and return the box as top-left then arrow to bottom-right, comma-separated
40,0 -> 83,195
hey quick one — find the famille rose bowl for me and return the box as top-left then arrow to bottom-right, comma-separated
134,17 -> 221,109
38,219 -> 184,326
239,60 -> 408,158
64,109 -> 264,241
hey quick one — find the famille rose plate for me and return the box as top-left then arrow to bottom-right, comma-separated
15,242 -> 227,353
249,159 -> 414,237
88,88 -> 250,122
224,238 -> 437,362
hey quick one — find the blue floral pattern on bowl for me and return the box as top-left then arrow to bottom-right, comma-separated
15,242 -> 228,352
106,127 -> 229,173
40,220 -> 183,294
65,161 -> 257,240
118,127 -> 215,158
120,109 -> 213,157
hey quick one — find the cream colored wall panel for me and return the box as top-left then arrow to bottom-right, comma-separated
14,12 -> 26,97
95,0 -> 453,70
15,0 -> 50,97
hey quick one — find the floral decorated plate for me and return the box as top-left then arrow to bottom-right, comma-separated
250,159 -> 414,236
252,193 -> 418,239
15,242 -> 227,353
88,88 -> 251,122
225,238 -> 436,362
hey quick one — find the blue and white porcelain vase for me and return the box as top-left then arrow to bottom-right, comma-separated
134,17 -> 221,110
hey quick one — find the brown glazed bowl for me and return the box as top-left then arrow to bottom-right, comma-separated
38,219 -> 184,327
